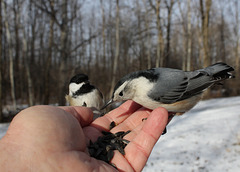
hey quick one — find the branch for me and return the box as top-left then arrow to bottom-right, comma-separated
34,1 -> 61,27
70,34 -> 99,53
148,0 -> 157,12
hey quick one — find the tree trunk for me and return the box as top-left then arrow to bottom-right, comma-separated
100,0 -> 106,71
186,0 -> 192,71
13,0 -> 21,99
144,0 -> 151,69
164,0 -> 174,67
155,0 -> 162,67
109,0 -> 120,98
200,0 -> 212,67
3,1 -> 17,111
22,35 -> 34,106
177,0 -> 186,70
43,5 -> 54,105
200,0 -> 212,98
235,0 -> 239,79
0,0 -> 2,122
217,11 -> 226,63
58,0 -> 69,105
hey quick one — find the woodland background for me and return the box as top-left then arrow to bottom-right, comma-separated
0,0 -> 239,122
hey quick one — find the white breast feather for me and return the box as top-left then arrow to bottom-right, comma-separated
130,77 -> 157,109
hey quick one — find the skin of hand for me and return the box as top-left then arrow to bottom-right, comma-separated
0,100 -> 169,172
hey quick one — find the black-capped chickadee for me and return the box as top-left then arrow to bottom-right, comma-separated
66,73 -> 104,111
102,62 -> 234,115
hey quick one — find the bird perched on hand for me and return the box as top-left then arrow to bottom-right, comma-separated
102,62 -> 234,115
65,73 -> 104,111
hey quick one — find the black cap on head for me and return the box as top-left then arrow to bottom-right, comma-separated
70,73 -> 89,84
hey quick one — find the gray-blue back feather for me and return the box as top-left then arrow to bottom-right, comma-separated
148,62 -> 234,104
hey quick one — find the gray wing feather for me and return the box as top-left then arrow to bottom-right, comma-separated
148,62 -> 234,104
148,69 -> 212,104
148,68 -> 189,103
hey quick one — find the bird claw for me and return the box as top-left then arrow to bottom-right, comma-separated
162,127 -> 167,135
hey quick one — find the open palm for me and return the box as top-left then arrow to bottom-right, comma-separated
0,100 -> 169,172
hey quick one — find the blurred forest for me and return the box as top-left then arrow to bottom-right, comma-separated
0,0 -> 239,122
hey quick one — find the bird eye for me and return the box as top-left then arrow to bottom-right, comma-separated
119,91 -> 123,96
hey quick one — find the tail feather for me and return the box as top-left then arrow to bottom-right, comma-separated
201,62 -> 234,81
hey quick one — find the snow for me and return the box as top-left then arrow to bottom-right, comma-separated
0,96 -> 240,171
143,96 -> 240,172
0,123 -> 9,139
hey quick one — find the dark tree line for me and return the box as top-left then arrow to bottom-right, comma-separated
0,0 -> 239,122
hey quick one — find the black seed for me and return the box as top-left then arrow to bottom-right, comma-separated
88,142 -> 99,150
122,130 -> 131,137
110,138 -> 118,144
107,150 -> 114,161
115,131 -> 125,137
98,141 -> 108,148
88,148 -> 95,156
121,138 -> 130,145
105,144 -> 112,151
102,131 -> 112,135
110,163 -> 118,169
102,133 -> 116,140
115,144 -> 125,155
95,147 -> 104,157
110,121 -> 116,130
88,130 -> 130,164
99,154 -> 109,163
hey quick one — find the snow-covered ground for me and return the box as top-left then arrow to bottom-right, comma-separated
0,123 -> 9,139
0,96 -> 240,171
143,96 -> 240,172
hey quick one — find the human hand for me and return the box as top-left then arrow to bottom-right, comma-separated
0,100 -> 169,172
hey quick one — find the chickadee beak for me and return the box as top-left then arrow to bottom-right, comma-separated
101,99 -> 113,110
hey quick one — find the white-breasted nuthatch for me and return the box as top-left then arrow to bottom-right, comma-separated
102,62 -> 234,115
65,73 -> 104,111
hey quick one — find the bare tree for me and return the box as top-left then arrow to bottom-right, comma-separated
58,0 -> 69,105
43,0 -> 54,105
177,0 -> 187,70
149,0 -> 165,67
143,0 -> 152,69
109,0 -> 120,97
164,0 -> 175,67
234,0 -> 239,78
0,0 -> 2,122
200,0 -> 212,67
156,0 -> 164,67
0,0 -> 239,108
13,0 -> 20,72
2,1 -> 17,111
186,0 -> 192,71
100,0 -> 106,71
22,33 -> 34,106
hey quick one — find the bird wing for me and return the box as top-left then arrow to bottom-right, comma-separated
148,68 -> 213,104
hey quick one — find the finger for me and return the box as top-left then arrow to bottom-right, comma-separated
122,107 -> 168,172
60,106 -> 93,127
123,112 -> 174,141
110,107 -> 151,133
90,100 -> 142,131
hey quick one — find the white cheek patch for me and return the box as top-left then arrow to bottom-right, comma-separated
69,83 -> 84,96
113,81 -> 129,100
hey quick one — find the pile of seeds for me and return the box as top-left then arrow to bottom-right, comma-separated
88,130 -> 131,165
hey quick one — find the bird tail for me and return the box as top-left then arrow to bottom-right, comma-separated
202,62 -> 234,81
